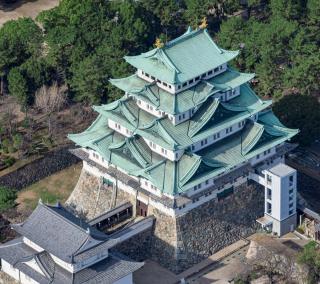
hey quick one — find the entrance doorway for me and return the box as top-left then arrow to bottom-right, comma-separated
136,200 -> 148,217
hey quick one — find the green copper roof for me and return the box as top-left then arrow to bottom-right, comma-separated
69,109 -> 298,195
124,28 -> 239,84
94,84 -> 271,150
109,68 -> 253,115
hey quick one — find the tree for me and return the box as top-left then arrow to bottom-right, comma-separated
0,186 -> 16,212
0,18 -> 42,95
273,94 -> 320,146
7,67 -> 31,115
297,241 -> 320,283
35,82 -> 67,136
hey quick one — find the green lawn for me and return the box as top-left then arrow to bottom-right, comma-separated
17,163 -> 82,211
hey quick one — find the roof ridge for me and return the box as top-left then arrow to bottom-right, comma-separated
164,27 -> 202,49
39,203 -> 96,238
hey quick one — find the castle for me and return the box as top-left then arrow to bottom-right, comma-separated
67,26 -> 299,272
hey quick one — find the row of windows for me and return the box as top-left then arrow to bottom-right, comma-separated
191,130 -> 223,151
238,121 -> 245,128
193,179 -> 211,191
142,71 -> 173,89
142,65 -> 224,92
257,149 -> 272,160
226,126 -> 233,134
144,180 -> 158,191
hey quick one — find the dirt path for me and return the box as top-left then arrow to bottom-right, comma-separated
0,0 -> 59,27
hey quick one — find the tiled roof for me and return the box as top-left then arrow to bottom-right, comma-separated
0,238 -> 143,284
124,27 -> 238,84
11,202 -> 118,264
69,110 -> 298,195
109,67 -> 252,115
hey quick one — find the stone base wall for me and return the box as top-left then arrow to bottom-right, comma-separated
148,182 -> 265,273
67,165 -> 264,273
66,167 -> 136,220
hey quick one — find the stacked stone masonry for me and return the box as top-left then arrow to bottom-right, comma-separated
66,168 -> 264,273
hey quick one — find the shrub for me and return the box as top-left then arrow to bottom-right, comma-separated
0,186 -> 17,212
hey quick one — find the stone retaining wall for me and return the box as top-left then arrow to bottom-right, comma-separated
0,146 -> 80,190
66,167 -> 136,220
129,182 -> 264,273
67,167 -> 265,273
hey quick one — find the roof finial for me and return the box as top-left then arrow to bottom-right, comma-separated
199,17 -> 208,29
154,37 -> 164,49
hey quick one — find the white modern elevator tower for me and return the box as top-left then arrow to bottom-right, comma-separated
260,163 -> 297,236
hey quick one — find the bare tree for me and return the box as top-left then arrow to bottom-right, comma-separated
35,82 -> 67,136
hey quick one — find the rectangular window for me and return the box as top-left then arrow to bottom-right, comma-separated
205,180 -> 209,185
204,139 -> 207,144
267,202 -> 272,214
194,186 -> 197,191
208,70 -> 213,75
217,132 -> 220,138
137,100 -> 141,105
230,126 -> 232,132
289,175 -> 294,182
226,128 -> 229,134
168,85 -> 172,89
178,85 -> 181,89
145,181 -> 148,186
145,73 -> 149,77
289,188 -> 294,195
289,209 -> 293,215
151,76 -> 155,80
182,113 -> 185,119
267,174 -> 272,184
183,82 -> 187,87
289,202 -> 294,208
163,82 -> 168,87
195,76 -> 200,81
267,188 -> 272,200
191,145 -> 195,151
201,73 -> 206,78
214,67 -> 219,72
257,154 -> 260,159
149,106 -> 153,111
238,122 -> 242,128
189,79 -> 194,84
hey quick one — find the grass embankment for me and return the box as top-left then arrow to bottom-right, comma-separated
16,163 -> 81,212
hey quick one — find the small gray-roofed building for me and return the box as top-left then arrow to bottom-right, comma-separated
267,163 -> 296,177
11,200 -> 118,264
0,201 -> 144,284
0,238 -> 143,284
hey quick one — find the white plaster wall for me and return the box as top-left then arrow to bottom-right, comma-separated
143,137 -> 183,161
1,260 -> 20,282
114,273 -> 133,284
25,259 -> 45,276
140,178 -> 162,197
23,237 -> 44,253
191,119 -> 246,152
250,147 -> 276,166
108,119 -> 133,137
20,272 -> 39,284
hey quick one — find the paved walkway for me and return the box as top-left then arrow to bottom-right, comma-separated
133,260 -> 179,284
178,239 -> 249,281
0,0 -> 59,27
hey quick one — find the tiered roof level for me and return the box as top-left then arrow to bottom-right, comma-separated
69,26 -> 298,204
